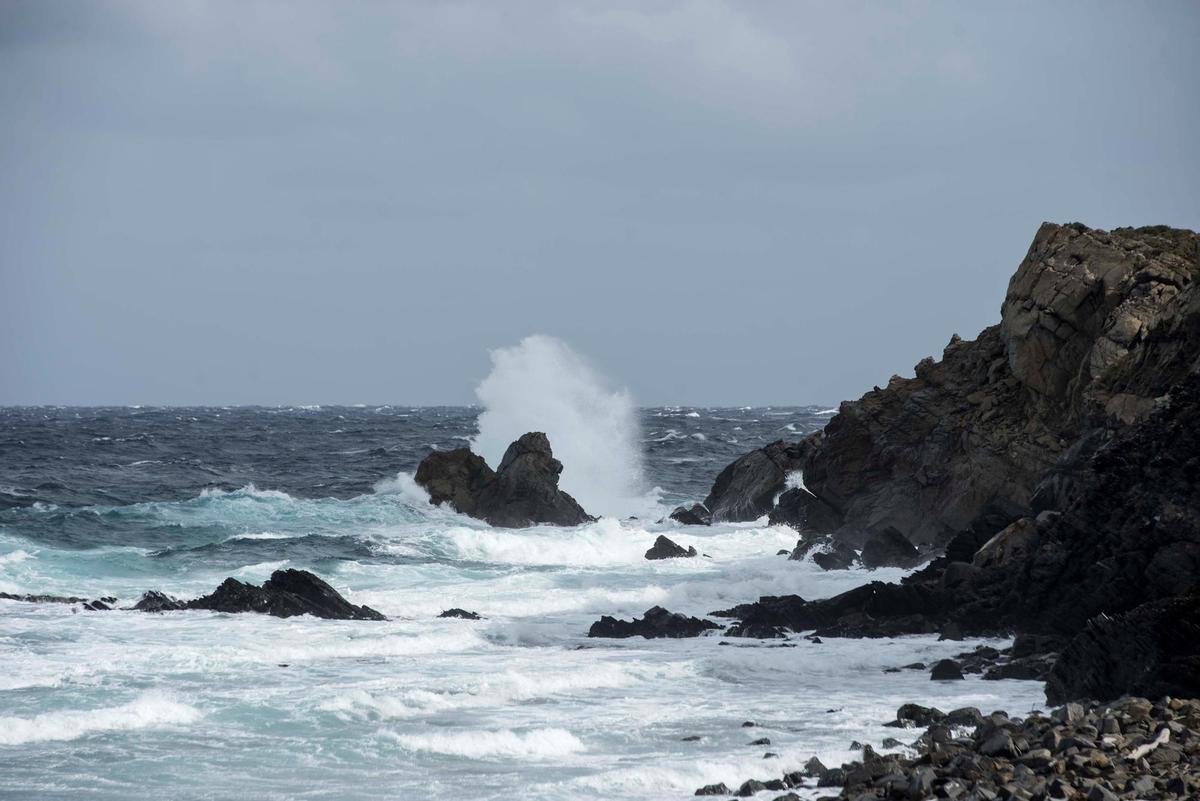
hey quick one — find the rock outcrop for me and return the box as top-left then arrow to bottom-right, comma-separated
588,606 -> 720,638
713,223 -> 1200,702
702,440 -> 809,522
644,535 -> 697,560
414,432 -> 593,528
668,503 -> 711,526
181,569 -> 386,620
798,223 -> 1199,548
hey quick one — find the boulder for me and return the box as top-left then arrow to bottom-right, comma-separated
859,526 -> 922,568
669,504 -> 712,526
414,432 -> 593,528
972,516 -> 1041,569
930,659 -> 965,681
184,569 -> 386,621
645,535 -> 697,560
811,542 -> 859,571
703,440 -> 809,522
131,591 -> 186,612
588,606 -> 720,639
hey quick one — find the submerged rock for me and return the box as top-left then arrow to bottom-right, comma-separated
184,569 -> 386,621
588,606 -> 720,639
438,607 -> 482,620
645,535 -> 697,560
414,432 -> 593,528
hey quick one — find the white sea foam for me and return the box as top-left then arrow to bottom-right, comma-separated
0,693 -> 200,745
384,727 -> 585,759
471,335 -> 649,518
371,472 -> 432,506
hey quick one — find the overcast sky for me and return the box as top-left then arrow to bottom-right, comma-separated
2,1 -> 1197,406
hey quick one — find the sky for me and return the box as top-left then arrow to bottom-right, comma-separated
2,1 -> 1198,407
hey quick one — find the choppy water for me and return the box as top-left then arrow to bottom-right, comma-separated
0,406 -> 1045,800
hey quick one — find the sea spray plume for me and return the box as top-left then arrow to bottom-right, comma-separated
471,335 -> 648,518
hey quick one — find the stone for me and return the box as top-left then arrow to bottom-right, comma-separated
693,783 -> 729,796
184,569 -> 386,620
669,504 -> 712,526
703,440 -> 810,522
130,590 -> 186,612
645,535 -> 698,560
810,542 -> 859,571
414,432 -> 593,528
931,659 -> 965,681
768,487 -> 842,532
587,606 -> 720,639
438,608 -> 481,620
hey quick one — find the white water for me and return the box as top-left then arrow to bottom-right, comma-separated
472,335 -> 652,517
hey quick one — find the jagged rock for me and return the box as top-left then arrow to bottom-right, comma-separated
811,542 -> 859,571
184,569 -> 386,621
798,223 -> 1200,547
693,783 -> 729,796
972,516 -> 1042,568
414,432 -> 593,528
0,591 -> 109,605
587,606 -> 720,639
859,526 -> 922,569
438,608 -> 481,620
645,535 -> 697,560
768,487 -> 842,532
669,504 -> 712,526
131,591 -> 186,612
703,440 -> 810,522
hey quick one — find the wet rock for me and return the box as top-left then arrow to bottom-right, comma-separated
930,659 -> 965,681
645,535 -> 698,560
185,569 -> 387,621
131,591 -> 186,612
859,526 -> 922,569
749,737 -> 771,746
414,432 -> 593,528
810,541 -> 859,571
768,487 -> 842,532
670,504 -> 712,526
703,440 -> 810,522
587,606 -> 720,639
438,608 -> 481,620
693,783 -> 729,796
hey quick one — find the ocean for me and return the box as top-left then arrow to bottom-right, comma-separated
0,404 -> 1045,800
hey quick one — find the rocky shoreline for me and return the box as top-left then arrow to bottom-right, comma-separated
699,697 -> 1199,800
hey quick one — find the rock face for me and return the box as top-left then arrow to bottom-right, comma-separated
184,569 -> 386,621
702,440 -> 808,522
768,487 -> 842,532
588,606 -> 720,638
644,535 -> 697,560
859,527 -> 922,569
414,432 -> 593,528
1045,594 -> 1200,704
799,223 -> 1200,548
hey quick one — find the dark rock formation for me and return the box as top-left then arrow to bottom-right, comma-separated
131,591 -> 186,612
1046,594 -> 1200,704
707,223 -> 1200,700
0,592 -> 114,606
810,542 -> 859,571
702,440 -> 809,522
768,487 -> 842,531
669,503 -> 712,526
438,608 -> 482,620
645,535 -> 697,560
184,569 -> 386,621
859,526 -> 922,569
588,606 -> 720,639
929,659 -> 964,680
414,432 -> 593,528
797,223 -> 1200,550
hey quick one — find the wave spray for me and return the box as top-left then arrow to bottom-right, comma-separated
471,335 -> 649,518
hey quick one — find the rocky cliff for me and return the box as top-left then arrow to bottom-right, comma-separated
799,223 -> 1199,547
